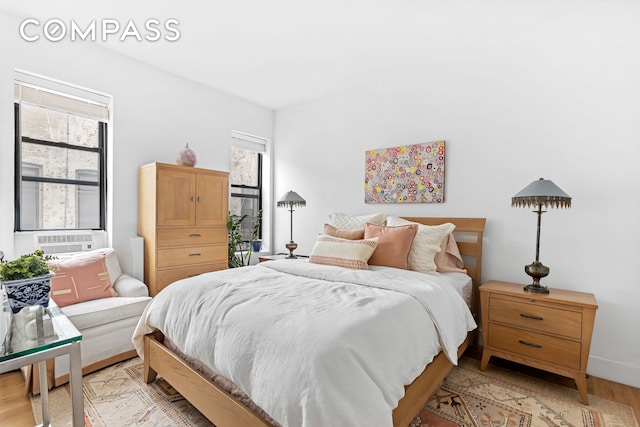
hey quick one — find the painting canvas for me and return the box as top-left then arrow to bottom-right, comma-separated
365,141 -> 445,204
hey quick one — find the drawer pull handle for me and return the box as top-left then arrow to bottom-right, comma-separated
191,196 -> 195,202
189,253 -> 201,257
520,313 -> 544,321
189,233 -> 202,237
188,273 -> 201,277
519,340 -> 542,348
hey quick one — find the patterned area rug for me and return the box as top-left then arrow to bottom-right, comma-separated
31,357 -> 214,426
82,358 -> 213,426
32,357 -> 638,427
413,358 -> 638,427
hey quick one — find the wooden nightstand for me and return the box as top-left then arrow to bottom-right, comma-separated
258,254 -> 309,263
480,280 -> 598,404
258,255 -> 287,262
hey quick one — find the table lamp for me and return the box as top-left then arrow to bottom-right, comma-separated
512,178 -> 571,294
277,190 -> 306,259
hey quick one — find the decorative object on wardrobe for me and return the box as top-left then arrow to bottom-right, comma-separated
365,140 -> 445,204
512,177 -> 571,294
277,190 -> 306,259
176,143 -> 197,167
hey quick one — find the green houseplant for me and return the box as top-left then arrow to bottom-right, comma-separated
0,250 -> 56,313
228,210 -> 262,268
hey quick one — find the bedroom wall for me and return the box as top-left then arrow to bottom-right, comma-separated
0,10 -> 274,273
273,5 -> 640,387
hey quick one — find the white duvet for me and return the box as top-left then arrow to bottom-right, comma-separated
132,259 -> 476,427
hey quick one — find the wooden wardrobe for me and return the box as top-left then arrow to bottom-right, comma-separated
138,162 -> 229,296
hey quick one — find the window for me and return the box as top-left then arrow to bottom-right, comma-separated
20,164 -> 41,230
14,77 -> 110,231
230,131 -> 267,244
76,170 -> 100,229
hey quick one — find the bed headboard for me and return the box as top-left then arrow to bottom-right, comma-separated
402,217 -> 486,316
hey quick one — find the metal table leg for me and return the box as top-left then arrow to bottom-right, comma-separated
38,359 -> 50,426
35,306 -> 51,426
68,341 -> 84,426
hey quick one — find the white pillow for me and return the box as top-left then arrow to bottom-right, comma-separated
328,212 -> 387,231
309,235 -> 379,270
385,216 -> 455,273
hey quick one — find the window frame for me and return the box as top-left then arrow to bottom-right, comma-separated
229,148 -> 263,240
13,101 -> 108,232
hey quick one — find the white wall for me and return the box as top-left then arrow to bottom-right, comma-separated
274,4 -> 640,387
0,10 -> 274,273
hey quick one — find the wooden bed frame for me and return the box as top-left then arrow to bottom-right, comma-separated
143,217 -> 486,427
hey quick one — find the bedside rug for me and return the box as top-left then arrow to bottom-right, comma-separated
32,357 -> 638,427
413,358 -> 639,427
31,357 -> 213,427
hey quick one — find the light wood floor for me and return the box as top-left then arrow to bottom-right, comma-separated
1,349 -> 638,426
0,370 -> 34,426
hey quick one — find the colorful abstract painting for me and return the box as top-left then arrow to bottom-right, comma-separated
365,141 -> 445,204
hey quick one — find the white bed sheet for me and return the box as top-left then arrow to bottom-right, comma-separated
133,260 -> 476,427
369,267 -> 473,307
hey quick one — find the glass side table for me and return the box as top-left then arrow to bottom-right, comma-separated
0,292 -> 83,427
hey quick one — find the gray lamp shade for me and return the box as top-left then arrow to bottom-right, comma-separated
277,191 -> 306,208
278,190 -> 306,258
512,178 -> 571,209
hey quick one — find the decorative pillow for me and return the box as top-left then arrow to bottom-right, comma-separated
385,216 -> 455,273
435,233 -> 467,273
309,235 -> 379,270
364,223 -> 418,270
55,248 -> 123,284
323,224 -> 365,240
328,212 -> 387,231
49,252 -> 117,307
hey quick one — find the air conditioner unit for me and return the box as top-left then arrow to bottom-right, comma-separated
34,232 -> 95,255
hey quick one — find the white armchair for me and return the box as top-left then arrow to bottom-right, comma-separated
30,248 -> 151,392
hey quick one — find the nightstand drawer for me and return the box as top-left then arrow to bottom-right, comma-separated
488,323 -> 581,370
489,295 -> 582,339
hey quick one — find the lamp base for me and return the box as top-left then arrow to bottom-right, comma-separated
285,241 -> 298,259
523,283 -> 550,294
524,261 -> 550,294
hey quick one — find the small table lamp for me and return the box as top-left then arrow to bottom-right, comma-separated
277,190 -> 306,259
512,178 -> 571,294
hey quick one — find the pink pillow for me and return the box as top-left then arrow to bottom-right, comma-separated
323,224 -> 365,240
435,233 -> 467,273
309,235 -> 378,270
49,252 -> 117,307
364,223 -> 418,270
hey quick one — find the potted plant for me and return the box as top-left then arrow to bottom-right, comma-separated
228,210 -> 263,268
0,250 -> 56,314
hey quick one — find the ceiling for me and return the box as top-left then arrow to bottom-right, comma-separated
1,0 -> 597,110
